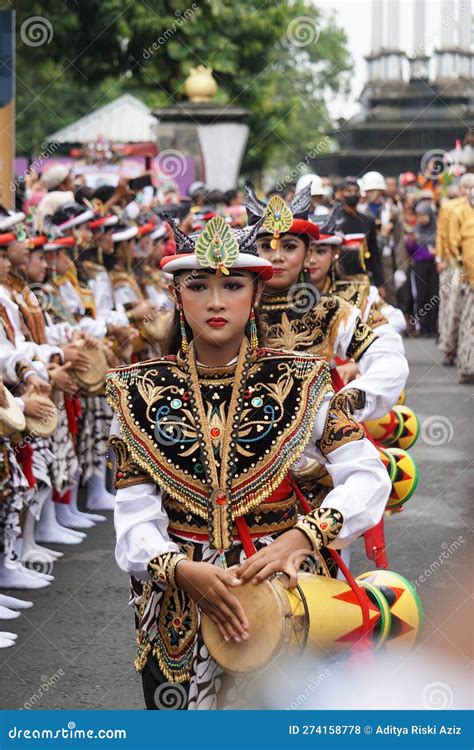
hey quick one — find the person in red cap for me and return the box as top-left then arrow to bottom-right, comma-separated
244,182 -> 408,425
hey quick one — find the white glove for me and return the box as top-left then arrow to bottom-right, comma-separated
394,269 -> 407,290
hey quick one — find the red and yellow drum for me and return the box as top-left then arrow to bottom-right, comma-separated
392,405 -> 420,450
202,571 -> 404,674
365,410 -> 402,445
357,570 -> 423,652
384,447 -> 419,508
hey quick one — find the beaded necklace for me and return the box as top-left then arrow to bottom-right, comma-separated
183,337 -> 253,561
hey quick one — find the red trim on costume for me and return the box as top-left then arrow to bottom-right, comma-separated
14,444 -> 36,488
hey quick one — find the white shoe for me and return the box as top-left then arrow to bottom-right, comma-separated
0,633 -> 16,648
0,561 -> 52,590
86,460 -> 115,512
36,497 -> 86,545
0,605 -> 21,620
0,594 -> 33,610
69,474 -> 107,523
55,503 -> 95,529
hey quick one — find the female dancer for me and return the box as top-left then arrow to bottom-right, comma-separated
106,215 -> 390,709
245,183 -> 408,423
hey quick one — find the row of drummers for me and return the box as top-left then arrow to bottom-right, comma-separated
0,188 -> 416,648
0,202 -> 174,649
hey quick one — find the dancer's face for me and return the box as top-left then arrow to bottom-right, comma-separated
27,251 -> 48,283
256,233 -> 307,289
7,240 -> 29,269
306,243 -> 334,289
96,229 -> 114,255
177,270 -> 259,351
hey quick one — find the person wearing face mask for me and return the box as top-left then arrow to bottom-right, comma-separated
333,177 -> 385,295
448,183 -> 474,383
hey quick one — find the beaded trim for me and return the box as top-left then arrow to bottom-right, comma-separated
294,507 -> 344,554
106,350 -> 332,523
148,552 -> 189,588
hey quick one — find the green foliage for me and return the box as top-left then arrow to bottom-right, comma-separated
13,0 -> 351,177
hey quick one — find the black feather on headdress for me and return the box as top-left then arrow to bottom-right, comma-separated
160,211 -> 196,255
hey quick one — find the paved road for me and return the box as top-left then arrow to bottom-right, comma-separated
0,338 -> 472,710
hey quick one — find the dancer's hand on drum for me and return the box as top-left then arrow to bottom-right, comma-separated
175,560 -> 249,643
235,529 -> 312,588
72,331 -> 98,348
48,362 -> 78,395
22,393 -> 56,420
24,373 -> 51,396
62,343 -> 90,373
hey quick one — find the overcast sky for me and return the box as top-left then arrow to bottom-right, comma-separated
319,0 -> 470,120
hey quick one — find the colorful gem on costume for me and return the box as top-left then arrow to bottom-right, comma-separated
251,396 -> 263,407
210,427 -> 221,439
195,215 -> 239,275
170,398 -> 182,409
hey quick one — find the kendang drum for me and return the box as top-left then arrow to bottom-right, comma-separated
201,572 -> 396,675
391,405 -> 420,450
25,396 -> 58,438
0,388 -> 26,437
365,410 -> 403,446
72,344 -> 109,395
384,447 -> 419,508
357,570 -> 423,652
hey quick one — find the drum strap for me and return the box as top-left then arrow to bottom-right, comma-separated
234,516 -> 257,558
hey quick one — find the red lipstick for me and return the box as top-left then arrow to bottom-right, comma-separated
206,317 -> 228,328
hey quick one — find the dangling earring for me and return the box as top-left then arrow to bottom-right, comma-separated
179,307 -> 188,353
249,306 -> 259,351
331,254 -> 340,286
97,243 -> 103,266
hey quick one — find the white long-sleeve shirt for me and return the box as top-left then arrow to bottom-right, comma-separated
332,306 -> 409,422
111,389 -> 391,579
87,270 -> 129,328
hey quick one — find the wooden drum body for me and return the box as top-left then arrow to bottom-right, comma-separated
72,346 -> 109,395
201,572 -> 390,675
0,388 -> 26,437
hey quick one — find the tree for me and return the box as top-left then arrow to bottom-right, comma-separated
14,0 -> 351,178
